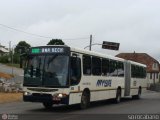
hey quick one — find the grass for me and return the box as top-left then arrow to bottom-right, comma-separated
0,93 -> 22,104
6,63 -> 20,68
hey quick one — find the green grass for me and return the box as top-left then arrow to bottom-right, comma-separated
6,63 -> 20,68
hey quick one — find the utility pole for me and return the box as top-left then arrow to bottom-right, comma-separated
9,41 -> 11,52
8,41 -> 12,64
89,34 -> 92,51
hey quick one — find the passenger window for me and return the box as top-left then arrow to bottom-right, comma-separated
102,59 -> 109,76
83,55 -> 91,75
131,65 -> 135,78
109,60 -> 117,76
135,66 -> 139,78
70,56 -> 81,85
117,62 -> 124,77
92,57 -> 101,76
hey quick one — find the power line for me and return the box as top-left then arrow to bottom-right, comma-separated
0,23 -> 89,40
63,37 -> 89,40
0,23 -> 52,39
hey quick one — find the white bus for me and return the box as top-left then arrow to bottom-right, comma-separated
23,45 -> 147,109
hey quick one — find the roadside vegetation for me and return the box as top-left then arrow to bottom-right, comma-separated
0,72 -> 14,79
0,41 -> 30,68
0,93 -> 22,103
6,63 -> 20,68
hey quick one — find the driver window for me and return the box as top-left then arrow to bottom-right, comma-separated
70,56 -> 81,85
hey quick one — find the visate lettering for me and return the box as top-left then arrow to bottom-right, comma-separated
96,80 -> 112,87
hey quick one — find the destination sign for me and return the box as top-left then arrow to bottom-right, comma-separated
31,47 -> 66,54
41,48 -> 64,53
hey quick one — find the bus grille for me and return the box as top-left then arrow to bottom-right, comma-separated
27,88 -> 58,92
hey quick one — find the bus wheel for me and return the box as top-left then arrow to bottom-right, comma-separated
80,91 -> 90,109
132,88 -> 141,99
43,102 -> 53,109
115,89 -> 121,103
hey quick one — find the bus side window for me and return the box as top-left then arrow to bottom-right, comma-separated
83,55 -> 91,75
117,62 -> 124,77
109,60 -> 117,76
131,65 -> 136,78
102,58 -> 109,76
92,57 -> 101,76
70,57 -> 81,85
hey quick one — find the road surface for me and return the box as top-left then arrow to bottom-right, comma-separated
0,91 -> 159,120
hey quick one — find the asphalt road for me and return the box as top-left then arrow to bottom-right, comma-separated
0,91 -> 160,120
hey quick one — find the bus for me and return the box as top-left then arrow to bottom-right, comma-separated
23,45 -> 147,109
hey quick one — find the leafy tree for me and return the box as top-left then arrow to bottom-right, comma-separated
47,39 -> 65,45
14,41 -> 31,68
0,55 -> 9,63
13,53 -> 20,64
14,41 -> 31,54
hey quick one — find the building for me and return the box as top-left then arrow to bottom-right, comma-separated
116,53 -> 160,87
0,44 -> 9,56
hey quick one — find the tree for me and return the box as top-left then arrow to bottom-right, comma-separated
14,41 -> 31,54
47,39 -> 65,45
14,41 -> 31,68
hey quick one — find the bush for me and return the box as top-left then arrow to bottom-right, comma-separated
0,53 -> 20,64
0,55 -> 10,63
13,53 -> 20,64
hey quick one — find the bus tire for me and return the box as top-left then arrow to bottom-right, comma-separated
42,102 -> 53,109
132,88 -> 141,99
114,88 -> 121,103
80,91 -> 90,109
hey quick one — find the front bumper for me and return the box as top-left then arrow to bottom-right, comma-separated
23,93 -> 69,104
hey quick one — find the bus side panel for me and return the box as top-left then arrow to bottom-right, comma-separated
130,77 -> 147,96
69,93 -> 82,105
90,90 -> 117,102
124,61 -> 131,96
130,78 -> 139,96
89,77 -> 124,102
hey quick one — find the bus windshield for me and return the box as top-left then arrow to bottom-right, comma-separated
24,54 -> 69,87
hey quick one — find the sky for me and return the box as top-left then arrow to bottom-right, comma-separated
0,0 -> 160,60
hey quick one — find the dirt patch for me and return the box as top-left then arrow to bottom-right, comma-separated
0,93 -> 22,104
0,72 -> 14,79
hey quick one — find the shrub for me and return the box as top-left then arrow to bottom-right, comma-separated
0,55 -> 9,63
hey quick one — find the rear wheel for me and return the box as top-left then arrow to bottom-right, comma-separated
80,91 -> 90,109
114,89 -> 121,103
132,88 -> 141,99
43,102 -> 53,109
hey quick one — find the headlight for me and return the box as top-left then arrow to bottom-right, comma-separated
58,93 -> 63,98
24,92 -> 32,96
53,93 -> 67,99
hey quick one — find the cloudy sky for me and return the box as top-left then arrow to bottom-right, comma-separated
0,0 -> 160,60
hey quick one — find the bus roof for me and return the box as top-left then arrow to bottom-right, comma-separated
31,45 -> 69,48
70,47 -> 146,67
30,45 -> 146,67
70,47 -> 125,62
128,60 -> 146,67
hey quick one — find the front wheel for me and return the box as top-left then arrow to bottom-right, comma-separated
43,102 -> 53,109
80,91 -> 90,109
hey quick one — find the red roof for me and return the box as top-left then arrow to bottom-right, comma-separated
116,53 -> 159,72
